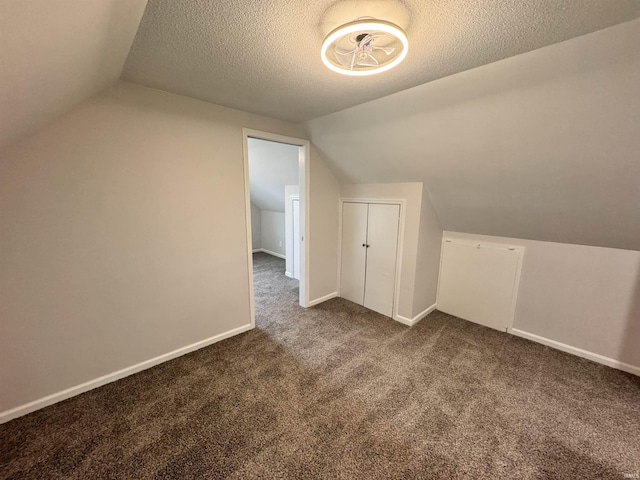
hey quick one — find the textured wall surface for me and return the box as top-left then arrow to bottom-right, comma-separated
121,0 -> 640,122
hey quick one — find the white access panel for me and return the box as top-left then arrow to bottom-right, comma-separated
292,199 -> 300,280
363,204 -> 400,317
340,202 -> 369,306
437,240 -> 522,332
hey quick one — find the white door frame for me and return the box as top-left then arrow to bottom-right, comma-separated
242,129 -> 310,328
338,198 -> 406,322
290,195 -> 300,280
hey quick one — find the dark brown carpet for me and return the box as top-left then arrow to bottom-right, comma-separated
2,252 -> 639,479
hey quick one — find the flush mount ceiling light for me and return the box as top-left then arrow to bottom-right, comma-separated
321,19 -> 408,76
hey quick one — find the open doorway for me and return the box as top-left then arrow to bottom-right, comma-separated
242,129 -> 309,328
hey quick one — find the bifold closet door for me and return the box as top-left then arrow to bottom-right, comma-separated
363,204 -> 400,317
340,202 -> 368,305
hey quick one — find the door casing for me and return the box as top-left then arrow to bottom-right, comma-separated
242,129 -> 310,328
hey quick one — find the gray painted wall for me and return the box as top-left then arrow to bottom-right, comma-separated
305,18 -> 640,251
248,138 -> 298,213
0,0 -> 148,151
261,211 -> 286,256
445,231 -> 640,369
0,82 -> 307,415
250,203 -> 262,250
308,145 -> 340,302
412,187 -> 443,315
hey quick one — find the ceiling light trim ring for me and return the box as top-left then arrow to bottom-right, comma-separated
321,19 -> 409,76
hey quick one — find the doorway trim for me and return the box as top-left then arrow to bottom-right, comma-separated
337,197 -> 406,323
242,129 -> 310,328
285,194 -> 300,279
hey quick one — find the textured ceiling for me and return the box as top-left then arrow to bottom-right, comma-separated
305,19 -> 640,251
122,0 -> 640,122
0,0 -> 148,152
248,138 -> 299,212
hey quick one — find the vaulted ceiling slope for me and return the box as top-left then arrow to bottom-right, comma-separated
0,0 -> 148,152
248,138 -> 299,212
121,0 -> 640,123
305,19 -> 640,252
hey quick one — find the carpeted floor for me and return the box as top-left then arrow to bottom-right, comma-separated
1,252 -> 639,479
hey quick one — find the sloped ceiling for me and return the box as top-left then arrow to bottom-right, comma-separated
248,138 -> 299,212
121,0 -> 640,123
305,19 -> 640,251
0,0 -> 147,152
3,1 -> 638,252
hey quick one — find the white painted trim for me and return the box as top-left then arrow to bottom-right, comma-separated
509,247 -> 525,332
285,271 -> 293,278
252,249 -> 261,253
393,202 -> 406,322
308,291 -> 338,307
300,139 -> 310,308
509,328 -> 640,377
393,315 -> 414,326
340,197 -> 407,205
242,129 -> 310,316
435,232 -> 445,310
337,198 -> 406,321
0,324 -> 253,424
288,195 -> 300,281
336,197 -> 343,297
394,303 -> 438,326
254,248 -> 285,259
242,132 -> 256,328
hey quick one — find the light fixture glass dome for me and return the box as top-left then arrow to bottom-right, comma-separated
321,19 -> 408,76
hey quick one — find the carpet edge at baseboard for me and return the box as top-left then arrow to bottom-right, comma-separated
0,324 -> 253,424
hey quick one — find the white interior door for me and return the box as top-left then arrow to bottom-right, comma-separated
363,204 -> 400,317
340,202 -> 368,306
292,199 -> 300,280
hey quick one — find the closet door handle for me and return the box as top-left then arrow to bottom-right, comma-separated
366,244 -> 370,248
362,243 -> 366,247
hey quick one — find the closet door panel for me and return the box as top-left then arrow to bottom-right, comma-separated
364,204 -> 400,317
437,240 -> 521,331
340,202 -> 368,306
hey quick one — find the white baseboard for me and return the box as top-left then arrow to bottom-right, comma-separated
285,271 -> 293,278
0,324 -> 253,425
509,328 -> 640,377
253,248 -> 285,259
308,291 -> 338,307
395,303 -> 438,326
252,248 -> 261,253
